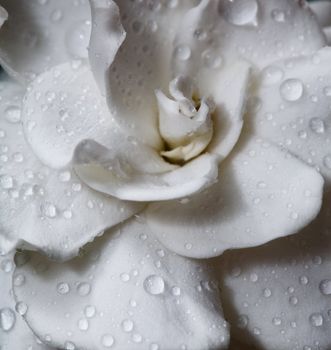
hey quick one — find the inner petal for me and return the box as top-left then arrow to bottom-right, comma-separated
156,76 -> 214,163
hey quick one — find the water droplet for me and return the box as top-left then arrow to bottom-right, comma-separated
101,334 -> 115,348
171,286 -> 181,296
5,106 -> 21,123
309,118 -> 325,134
309,313 -> 324,327
84,305 -> 96,318
202,49 -> 222,69
174,45 -> 191,61
143,275 -> 165,295
57,282 -> 70,295
0,174 -> 13,189
319,279 -> 331,296
78,318 -> 89,331
50,9 -> 63,22
323,86 -> 331,97
150,343 -> 160,350
272,317 -> 282,326
280,79 -> 304,102
237,314 -> 249,329
121,319 -> 134,332
13,273 -> 26,287
299,275 -> 309,285
40,202 -> 57,218
132,333 -> 143,343
0,308 -> 16,332
77,282 -> 91,296
58,171 -> 71,182
1,259 -> 13,273
219,0 -> 259,27
263,288 -> 272,298
271,9 -> 286,22
65,341 -> 76,350
15,302 -> 28,316
120,273 -> 130,282
261,66 -> 284,86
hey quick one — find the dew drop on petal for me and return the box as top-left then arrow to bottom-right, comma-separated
280,79 -> 304,102
309,313 -> 324,327
219,0 -> 259,27
101,334 -> 115,348
5,106 -> 21,123
323,155 -> 331,170
261,66 -> 284,86
0,308 -> 16,332
15,302 -> 28,316
121,319 -> 134,332
143,275 -> 165,295
174,45 -> 191,61
319,279 -> 331,296
57,282 -> 70,295
309,118 -> 325,134
77,282 -> 91,296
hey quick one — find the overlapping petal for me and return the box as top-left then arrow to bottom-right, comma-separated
217,191 -> 331,350
13,218 -> 229,350
0,253 -> 55,350
146,136 -> 324,259
251,47 -> 331,183
0,76 -> 142,260
0,0 -> 91,83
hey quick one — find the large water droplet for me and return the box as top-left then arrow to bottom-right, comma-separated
319,279 -> 331,296
309,313 -> 324,327
219,0 -> 259,27
143,275 -> 165,295
0,308 -> 16,332
280,79 -> 304,102
174,45 -> 191,61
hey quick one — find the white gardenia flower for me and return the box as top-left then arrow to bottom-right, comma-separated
0,0 -> 330,349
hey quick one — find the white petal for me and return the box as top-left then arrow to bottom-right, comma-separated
217,194 -> 331,350
22,62 -> 116,169
0,0 -> 91,83
74,139 -> 218,201
0,5 -> 8,27
252,47 -> 331,183
0,77 -> 142,260
309,0 -> 331,27
0,253 -> 54,350
91,0 -> 196,149
146,137 -> 324,258
88,0 -> 126,96
13,218 -> 229,350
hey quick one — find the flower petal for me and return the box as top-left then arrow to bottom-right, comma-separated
74,139 -> 218,201
146,136 -> 324,258
0,253 -> 55,350
89,0 -> 196,149
13,218 -> 229,350
88,0 -> 126,96
22,62 -> 116,169
173,0 -> 325,72
0,76 -> 142,260
217,192 -> 331,350
251,47 -> 331,183
0,0 -> 91,83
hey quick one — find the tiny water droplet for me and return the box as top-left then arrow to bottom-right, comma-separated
309,118 -> 325,134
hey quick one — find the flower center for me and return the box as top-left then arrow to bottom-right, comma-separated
156,76 -> 214,165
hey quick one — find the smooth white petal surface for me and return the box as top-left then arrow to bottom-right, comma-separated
251,47 -> 331,183
0,254 -> 55,350
74,139 -> 218,201
0,0 -> 91,83
22,63 -> 115,169
0,77 -> 142,260
88,0 -> 125,96
217,192 -> 331,350
146,136 -> 324,259
14,218 -> 229,350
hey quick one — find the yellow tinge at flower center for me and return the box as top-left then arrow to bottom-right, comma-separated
156,76 -> 214,164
